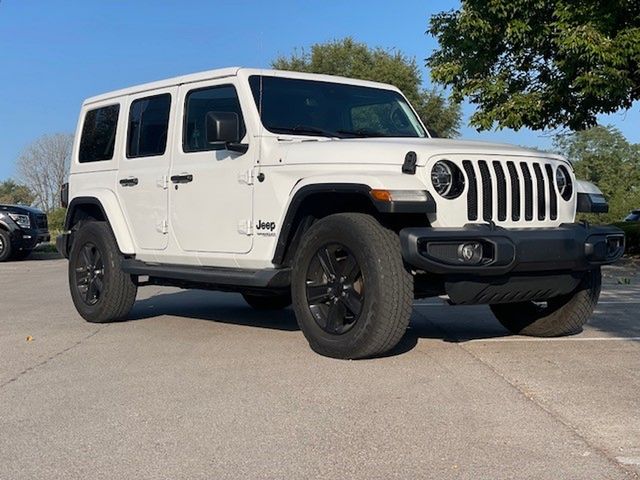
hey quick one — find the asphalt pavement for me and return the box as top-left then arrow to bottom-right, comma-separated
1,256 -> 639,479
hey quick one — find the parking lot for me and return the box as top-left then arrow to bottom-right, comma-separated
1,256 -> 639,479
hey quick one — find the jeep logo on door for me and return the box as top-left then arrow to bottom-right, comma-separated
256,220 -> 276,236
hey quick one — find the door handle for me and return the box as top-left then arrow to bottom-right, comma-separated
171,174 -> 193,184
119,177 -> 139,187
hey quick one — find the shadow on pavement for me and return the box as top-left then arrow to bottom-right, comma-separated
128,289 -> 299,332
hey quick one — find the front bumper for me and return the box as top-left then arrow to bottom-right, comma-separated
400,223 -> 625,304
12,228 -> 50,251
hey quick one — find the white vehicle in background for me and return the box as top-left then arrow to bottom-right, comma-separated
57,68 -> 624,359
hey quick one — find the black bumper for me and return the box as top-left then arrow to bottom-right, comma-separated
12,228 -> 50,251
401,223 -> 625,305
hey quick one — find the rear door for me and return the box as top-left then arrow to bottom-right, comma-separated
117,88 -> 176,250
169,80 -> 253,254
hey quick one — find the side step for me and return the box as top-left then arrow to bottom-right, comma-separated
121,259 -> 291,289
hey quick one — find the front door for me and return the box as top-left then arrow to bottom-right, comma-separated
117,88 -> 176,250
169,81 -> 253,254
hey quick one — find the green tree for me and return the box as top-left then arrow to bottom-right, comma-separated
273,37 -> 462,137
0,179 -> 35,205
554,126 -> 640,222
428,1 -> 640,131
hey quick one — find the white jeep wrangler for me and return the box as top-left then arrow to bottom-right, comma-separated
58,67 -> 625,359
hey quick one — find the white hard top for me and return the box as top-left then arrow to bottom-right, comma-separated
84,67 -> 400,105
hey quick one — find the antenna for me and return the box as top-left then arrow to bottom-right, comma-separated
256,32 -> 265,176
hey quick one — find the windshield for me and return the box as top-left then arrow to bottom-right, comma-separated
249,76 -> 427,139
625,212 -> 640,221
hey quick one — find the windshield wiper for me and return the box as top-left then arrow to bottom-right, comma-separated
271,125 -> 341,138
336,129 -> 387,138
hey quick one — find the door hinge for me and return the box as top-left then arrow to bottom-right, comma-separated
157,220 -> 168,234
238,169 -> 254,185
238,219 -> 253,235
157,175 -> 169,189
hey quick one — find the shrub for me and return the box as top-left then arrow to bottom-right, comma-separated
47,207 -> 67,235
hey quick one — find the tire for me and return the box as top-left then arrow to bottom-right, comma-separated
490,269 -> 601,337
12,249 -> 32,261
68,221 -> 137,323
242,292 -> 291,310
291,213 -> 413,359
0,230 -> 12,262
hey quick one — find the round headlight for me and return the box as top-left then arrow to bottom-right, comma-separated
431,160 -> 464,199
555,165 -> 572,200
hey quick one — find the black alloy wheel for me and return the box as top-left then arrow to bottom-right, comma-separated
74,242 -> 105,306
305,243 -> 364,335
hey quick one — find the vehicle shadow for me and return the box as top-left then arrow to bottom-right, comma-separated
126,290 -> 516,357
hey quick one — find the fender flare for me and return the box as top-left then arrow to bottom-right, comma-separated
0,213 -> 20,234
65,191 -> 136,254
272,180 -> 435,265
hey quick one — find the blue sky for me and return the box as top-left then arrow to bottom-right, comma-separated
0,0 -> 638,181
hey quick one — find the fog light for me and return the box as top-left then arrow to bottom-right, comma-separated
458,242 -> 483,264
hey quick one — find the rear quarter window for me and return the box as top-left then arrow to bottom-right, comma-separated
79,104 -> 120,163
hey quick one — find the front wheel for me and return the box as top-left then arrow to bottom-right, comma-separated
0,230 -> 12,262
490,269 -> 601,337
68,221 -> 137,323
291,213 -> 413,359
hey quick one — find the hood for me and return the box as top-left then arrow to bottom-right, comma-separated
278,137 -> 566,166
0,204 -> 44,215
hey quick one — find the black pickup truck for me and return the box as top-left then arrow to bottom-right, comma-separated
0,204 -> 50,261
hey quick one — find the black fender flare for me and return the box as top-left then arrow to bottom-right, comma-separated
271,183 -> 436,265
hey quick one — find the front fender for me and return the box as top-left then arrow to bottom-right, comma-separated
575,180 -> 609,214
66,189 -> 136,254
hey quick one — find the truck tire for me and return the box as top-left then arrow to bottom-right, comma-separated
490,269 -> 601,337
0,230 -> 12,262
291,213 -> 413,359
68,221 -> 137,323
242,292 -> 291,310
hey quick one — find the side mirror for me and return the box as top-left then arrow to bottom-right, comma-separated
205,111 -> 248,153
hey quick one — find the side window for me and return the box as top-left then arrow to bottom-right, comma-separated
183,85 -> 246,152
127,93 -> 171,158
79,104 -> 120,163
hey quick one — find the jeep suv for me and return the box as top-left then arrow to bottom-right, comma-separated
57,68 -> 625,359
0,204 -> 50,261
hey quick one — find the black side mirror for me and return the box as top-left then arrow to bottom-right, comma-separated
205,111 -> 248,153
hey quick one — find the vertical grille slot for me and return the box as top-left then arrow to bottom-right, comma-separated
533,163 -> 546,220
462,160 -> 478,221
478,161 -> 493,221
520,162 -> 533,221
544,164 -> 558,220
492,161 -> 507,221
506,161 -> 520,221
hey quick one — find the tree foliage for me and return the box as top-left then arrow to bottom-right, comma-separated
17,133 -> 73,212
273,37 -> 462,137
554,126 -> 640,223
428,1 -> 640,131
0,179 -> 35,205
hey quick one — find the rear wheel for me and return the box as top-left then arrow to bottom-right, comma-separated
490,269 -> 601,336
68,221 -> 137,323
0,230 -> 12,262
291,213 -> 413,359
242,292 -> 291,310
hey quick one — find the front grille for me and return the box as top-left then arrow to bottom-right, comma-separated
462,159 -> 561,223
35,214 -> 47,229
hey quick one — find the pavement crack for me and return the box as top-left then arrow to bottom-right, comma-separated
0,327 -> 106,390
413,309 -> 639,479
